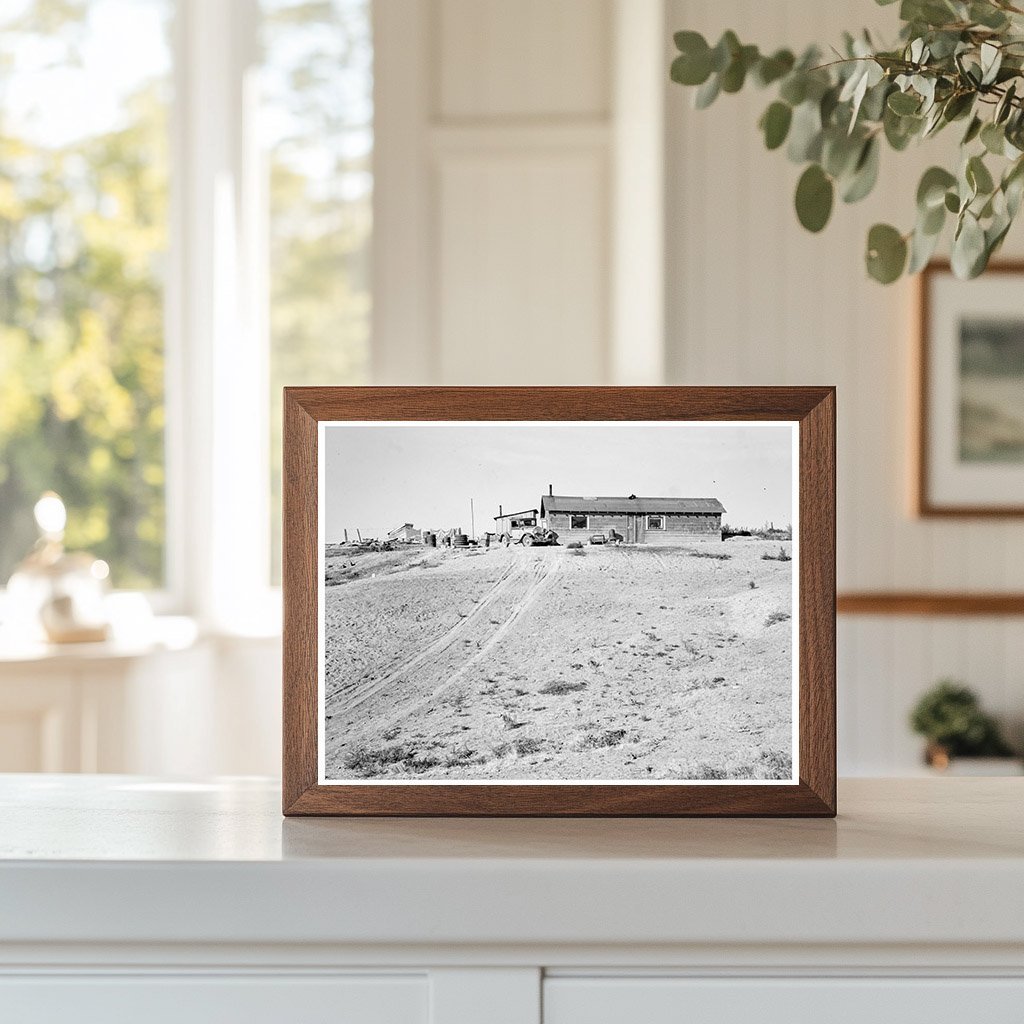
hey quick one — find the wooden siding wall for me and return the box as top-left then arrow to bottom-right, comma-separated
547,511 -> 722,544
667,0 -> 1024,773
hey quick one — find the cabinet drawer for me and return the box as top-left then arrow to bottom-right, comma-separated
0,974 -> 427,1024
544,977 -> 1024,1024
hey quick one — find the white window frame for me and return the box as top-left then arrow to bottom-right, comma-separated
646,515 -> 664,531
164,0 -> 276,633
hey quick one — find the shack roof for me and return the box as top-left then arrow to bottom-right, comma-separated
541,495 -> 726,515
493,508 -> 538,521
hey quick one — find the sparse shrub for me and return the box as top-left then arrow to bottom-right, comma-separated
689,549 -> 731,560
688,675 -> 728,691
343,743 -> 441,777
691,764 -> 728,780
567,541 -> 583,549
765,611 -> 791,627
748,580 -> 757,589
443,745 -> 485,768
540,680 -> 587,695
513,737 -> 545,756
580,728 -> 627,750
759,749 -> 792,779
762,546 -> 792,562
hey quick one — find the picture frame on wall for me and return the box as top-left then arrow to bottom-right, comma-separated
282,387 -> 836,817
917,261 -> 1024,517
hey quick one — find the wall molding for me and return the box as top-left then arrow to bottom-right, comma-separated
837,593 -> 1024,616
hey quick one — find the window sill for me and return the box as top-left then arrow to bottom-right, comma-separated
0,616 -> 201,666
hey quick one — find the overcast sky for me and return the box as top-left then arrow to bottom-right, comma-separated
322,422 -> 795,541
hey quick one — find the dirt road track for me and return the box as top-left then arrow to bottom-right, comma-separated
339,553 -> 561,717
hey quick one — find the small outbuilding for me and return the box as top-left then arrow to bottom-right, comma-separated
540,493 -> 725,545
492,506 -> 539,538
387,523 -> 422,544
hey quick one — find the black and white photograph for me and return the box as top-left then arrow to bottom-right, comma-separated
319,421 -> 798,784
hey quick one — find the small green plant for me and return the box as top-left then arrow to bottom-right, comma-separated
670,0 -> 1024,283
909,679 -> 1014,757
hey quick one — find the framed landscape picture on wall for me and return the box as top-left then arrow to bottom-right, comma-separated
918,262 -> 1024,517
282,387 -> 836,817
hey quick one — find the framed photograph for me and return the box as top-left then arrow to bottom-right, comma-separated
283,387 -> 835,816
918,261 -> 1024,516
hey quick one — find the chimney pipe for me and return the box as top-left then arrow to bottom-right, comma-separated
499,504 -> 503,517
548,484 -> 553,496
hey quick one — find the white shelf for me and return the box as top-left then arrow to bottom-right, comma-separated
2,776 -> 1023,952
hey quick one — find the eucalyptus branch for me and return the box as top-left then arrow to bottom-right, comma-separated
670,0 -> 1024,283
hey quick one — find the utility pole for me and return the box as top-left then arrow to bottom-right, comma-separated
470,498 -> 475,541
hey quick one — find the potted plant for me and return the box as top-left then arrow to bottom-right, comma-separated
909,680 -> 1020,772
670,0 -> 1024,283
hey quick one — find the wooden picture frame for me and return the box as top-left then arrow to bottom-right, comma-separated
283,387 -> 836,817
917,260 -> 1024,517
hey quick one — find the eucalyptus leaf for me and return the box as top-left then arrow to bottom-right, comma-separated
996,82 -> 1017,124
967,154 -> 995,195
787,101 -> 823,162
921,200 -> 946,235
721,44 -> 759,93
754,49 -> 795,87
980,42 -> 1002,86
951,211 -> 987,278
822,128 -> 864,178
888,90 -> 921,115
760,102 -> 793,150
970,2 -> 1009,29
694,73 -> 721,109
866,223 -> 908,283
942,91 -> 974,122
779,73 -> 807,106
981,121 -> 1006,155
710,31 -> 740,73
795,164 -> 834,232
917,166 -> 957,210
842,137 -> 880,203
962,115 -> 983,145
908,221 -> 943,273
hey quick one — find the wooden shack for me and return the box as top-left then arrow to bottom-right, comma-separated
539,493 -> 725,545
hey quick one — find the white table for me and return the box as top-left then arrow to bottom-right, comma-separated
1,776 -> 1023,1023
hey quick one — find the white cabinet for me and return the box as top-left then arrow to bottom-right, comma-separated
544,977 -> 1024,1024
2,778 -> 1023,1024
1,975 -> 428,1024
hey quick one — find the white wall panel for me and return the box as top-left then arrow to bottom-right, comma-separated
436,150 -> 608,384
666,0 -> 1024,774
438,0 -> 610,120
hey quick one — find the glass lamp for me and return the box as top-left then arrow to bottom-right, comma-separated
5,493 -> 111,644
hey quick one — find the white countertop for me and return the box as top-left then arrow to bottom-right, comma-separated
2,775 -> 1023,951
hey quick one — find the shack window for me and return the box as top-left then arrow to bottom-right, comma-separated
570,514 -> 588,530
647,515 -> 664,530
511,516 -> 535,529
